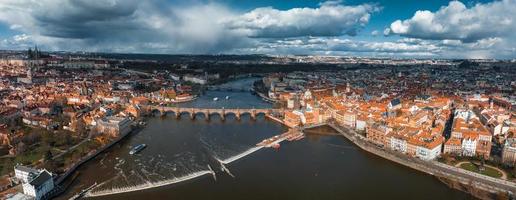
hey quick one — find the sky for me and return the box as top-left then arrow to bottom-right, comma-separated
0,0 -> 515,59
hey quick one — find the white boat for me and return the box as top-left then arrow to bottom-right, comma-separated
213,97 -> 219,101
225,96 -> 230,100
129,144 -> 147,155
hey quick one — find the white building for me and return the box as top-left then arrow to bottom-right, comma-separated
416,144 -> 442,160
355,119 -> 366,131
14,165 -> 54,200
183,75 -> 207,85
170,73 -> 181,81
390,137 -> 407,153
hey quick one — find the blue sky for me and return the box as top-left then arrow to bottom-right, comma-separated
0,0 -> 514,58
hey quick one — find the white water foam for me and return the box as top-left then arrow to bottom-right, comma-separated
217,146 -> 263,165
86,170 -> 212,197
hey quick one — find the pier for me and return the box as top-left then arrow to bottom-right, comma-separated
256,129 -> 304,148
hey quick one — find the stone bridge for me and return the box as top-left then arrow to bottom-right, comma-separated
145,105 -> 283,120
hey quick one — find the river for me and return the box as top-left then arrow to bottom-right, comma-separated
58,78 -> 471,200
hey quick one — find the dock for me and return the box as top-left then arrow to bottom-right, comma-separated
256,129 -> 304,148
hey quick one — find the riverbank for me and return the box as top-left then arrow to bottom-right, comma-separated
53,126 -> 144,199
324,122 -> 515,200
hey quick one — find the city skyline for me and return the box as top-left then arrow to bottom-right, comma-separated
0,0 -> 515,59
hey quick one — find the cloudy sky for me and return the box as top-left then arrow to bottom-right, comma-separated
0,0 -> 515,58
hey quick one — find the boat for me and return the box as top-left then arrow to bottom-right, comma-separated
272,143 -> 280,149
225,96 -> 230,100
129,144 -> 147,155
213,97 -> 219,101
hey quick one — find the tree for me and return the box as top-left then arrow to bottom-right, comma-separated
16,142 -> 26,154
44,150 -> 53,161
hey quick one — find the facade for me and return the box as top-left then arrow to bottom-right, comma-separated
444,138 -> 462,155
461,138 -> 477,157
284,111 -> 301,128
183,75 -> 207,85
502,138 -> 516,166
416,138 -> 443,160
96,116 -> 132,137
366,123 -> 391,147
355,117 -> 366,131
390,136 -> 407,153
342,111 -> 356,128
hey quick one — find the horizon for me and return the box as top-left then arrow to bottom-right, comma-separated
0,0 -> 515,59
1,48 -> 513,61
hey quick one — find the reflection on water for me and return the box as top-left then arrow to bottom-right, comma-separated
178,78 -> 270,109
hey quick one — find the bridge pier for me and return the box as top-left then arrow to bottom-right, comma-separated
221,109 -> 225,121
236,109 -> 241,121
205,110 -> 210,121
250,109 -> 256,120
190,109 -> 195,120
175,108 -> 181,119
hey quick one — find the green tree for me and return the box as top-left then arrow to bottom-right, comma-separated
44,150 -> 53,161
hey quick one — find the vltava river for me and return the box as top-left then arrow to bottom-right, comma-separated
59,78 -> 471,200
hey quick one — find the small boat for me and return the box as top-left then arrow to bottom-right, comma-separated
213,97 -> 219,101
129,144 -> 147,155
225,96 -> 230,100
272,143 -> 280,149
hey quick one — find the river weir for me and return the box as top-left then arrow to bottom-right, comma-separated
85,170 -> 213,197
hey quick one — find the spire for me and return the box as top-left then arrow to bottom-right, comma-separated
28,47 -> 33,59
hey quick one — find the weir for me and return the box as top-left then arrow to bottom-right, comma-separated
216,158 -> 236,178
85,170 -> 212,197
219,146 -> 264,165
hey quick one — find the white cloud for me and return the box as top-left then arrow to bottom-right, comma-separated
235,36 -> 516,59
386,0 -> 516,42
0,34 -> 34,49
225,2 -> 379,38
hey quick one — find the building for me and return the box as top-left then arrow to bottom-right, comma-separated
390,135 -> 408,153
502,138 -> 516,166
355,115 -> 367,131
444,137 -> 462,155
462,137 -> 477,157
415,136 -> 444,160
388,98 -> 401,111
14,165 -> 54,200
366,123 -> 391,147
284,111 -> 302,128
448,111 -> 493,158
183,74 -> 207,85
96,116 -> 132,137
343,111 -> 356,128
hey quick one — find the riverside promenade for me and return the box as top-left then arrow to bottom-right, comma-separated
321,122 -> 515,197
